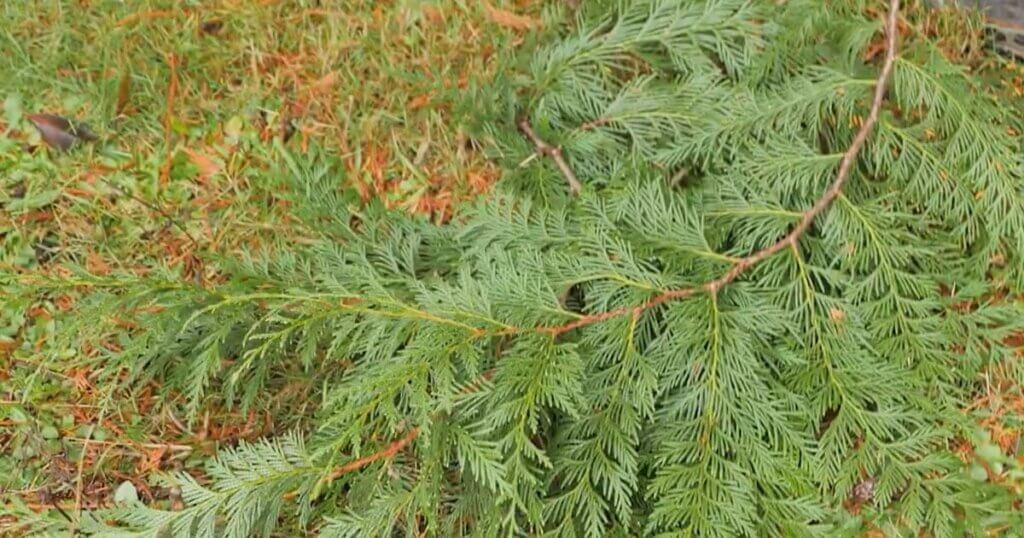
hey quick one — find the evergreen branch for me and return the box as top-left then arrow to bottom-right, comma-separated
343,0 -> 903,475
518,118 -> 583,195
503,0 -> 901,338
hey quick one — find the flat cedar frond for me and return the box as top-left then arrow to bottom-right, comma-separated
61,0 -> 1024,536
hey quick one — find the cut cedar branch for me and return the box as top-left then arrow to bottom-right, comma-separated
325,0 -> 902,479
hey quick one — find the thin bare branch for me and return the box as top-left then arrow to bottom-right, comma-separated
99,178 -> 202,251
518,118 -> 583,195
326,427 -> 420,480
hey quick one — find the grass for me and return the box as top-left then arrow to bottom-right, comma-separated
2,0 -> 1022,534
0,0 -> 546,532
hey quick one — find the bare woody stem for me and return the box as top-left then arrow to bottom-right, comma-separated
284,427 -> 420,500
518,118 -> 583,195
98,178 -> 201,251
322,0 -> 900,479
326,427 -> 420,481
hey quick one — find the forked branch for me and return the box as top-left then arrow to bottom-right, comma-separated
522,0 -> 901,337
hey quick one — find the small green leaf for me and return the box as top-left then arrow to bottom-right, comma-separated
969,463 -> 988,482
171,117 -> 190,136
976,443 -> 1003,463
6,407 -> 30,424
114,480 -> 139,505
5,189 -> 61,212
3,94 -> 23,125
224,115 -> 244,142
40,425 -> 60,439
14,445 -> 36,459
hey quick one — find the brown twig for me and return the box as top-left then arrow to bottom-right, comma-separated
64,437 -> 194,452
518,119 -> 583,195
160,53 -> 179,186
114,9 -> 184,28
579,117 -> 609,131
325,427 -> 421,480
458,369 -> 495,395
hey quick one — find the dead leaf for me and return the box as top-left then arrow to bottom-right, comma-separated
27,305 -> 50,319
27,113 -> 97,151
422,5 -> 445,25
136,446 -> 168,474
16,210 -> 54,224
114,9 -> 182,27
86,251 -> 112,275
408,93 -> 432,110
862,40 -> 885,61
183,148 -> 222,182
68,367 -> 93,393
55,294 -> 75,312
484,2 -> 538,31
308,72 -> 338,96
467,170 -> 495,194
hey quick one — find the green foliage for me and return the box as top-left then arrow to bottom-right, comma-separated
84,432 -> 320,537
28,0 -> 1024,536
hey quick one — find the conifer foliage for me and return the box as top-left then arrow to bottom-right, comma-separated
67,0 -> 1024,535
